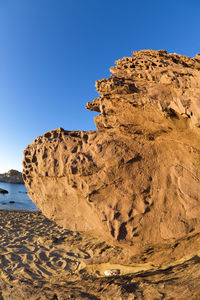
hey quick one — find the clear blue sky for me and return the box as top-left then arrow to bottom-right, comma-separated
0,0 -> 200,173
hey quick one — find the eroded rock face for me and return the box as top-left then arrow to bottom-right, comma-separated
23,50 -> 200,250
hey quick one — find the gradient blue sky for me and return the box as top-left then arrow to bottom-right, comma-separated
0,0 -> 200,173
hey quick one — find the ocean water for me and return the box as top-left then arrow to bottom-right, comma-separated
0,182 -> 38,211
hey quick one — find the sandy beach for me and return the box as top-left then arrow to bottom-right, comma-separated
0,210 -> 200,299
0,210 -> 96,299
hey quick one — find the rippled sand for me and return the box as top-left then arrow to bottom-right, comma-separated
0,210 -> 200,299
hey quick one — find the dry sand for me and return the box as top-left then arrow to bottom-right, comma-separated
0,210 -> 200,299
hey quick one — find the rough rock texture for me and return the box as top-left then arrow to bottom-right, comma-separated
0,169 -> 24,184
23,50 -> 200,258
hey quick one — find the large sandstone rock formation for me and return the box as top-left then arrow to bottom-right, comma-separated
23,50 -> 200,252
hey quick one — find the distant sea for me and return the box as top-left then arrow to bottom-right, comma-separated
0,182 -> 38,211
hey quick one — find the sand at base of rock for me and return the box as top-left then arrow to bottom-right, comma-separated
0,210 -> 200,299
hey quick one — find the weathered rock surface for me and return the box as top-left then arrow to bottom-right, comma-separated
23,50 -> 200,262
0,169 -> 24,184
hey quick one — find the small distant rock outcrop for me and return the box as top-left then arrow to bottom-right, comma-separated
23,50 -> 200,259
0,188 -> 8,194
0,170 -> 24,184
